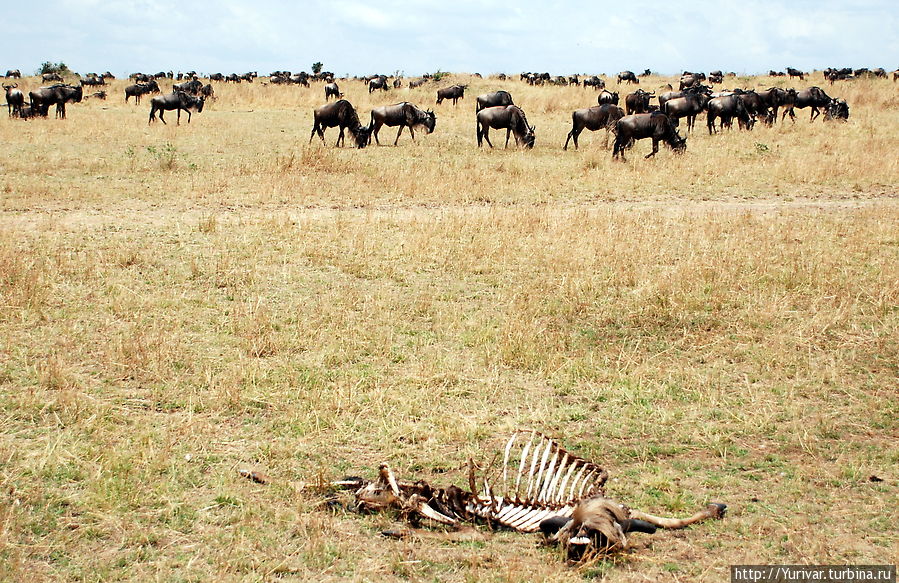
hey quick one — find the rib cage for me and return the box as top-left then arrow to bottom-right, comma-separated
464,430 -> 608,532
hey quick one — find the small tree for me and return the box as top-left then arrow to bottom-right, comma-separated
311,62 -> 323,75
37,61 -> 72,76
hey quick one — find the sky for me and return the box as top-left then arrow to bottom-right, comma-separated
4,0 -> 897,78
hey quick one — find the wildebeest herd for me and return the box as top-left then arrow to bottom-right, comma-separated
1,66 -> 880,157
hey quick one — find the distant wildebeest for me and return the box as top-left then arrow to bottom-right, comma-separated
148,91 -> 205,125
369,102 -> 436,145
87,91 -> 107,100
708,70 -> 724,84
476,104 -> 535,149
625,89 -> 655,115
436,84 -> 466,105
582,76 -> 605,90
81,75 -> 106,87
309,99 -> 372,148
173,79 -> 202,95
240,72 -> 257,83
612,112 -> 686,160
199,84 -> 215,100
786,67 -> 805,81
476,90 -> 513,112
769,70 -> 785,77
824,67 -> 853,84
893,70 -> 899,82
598,90 -> 619,105
563,104 -> 625,150
3,83 -> 25,117
661,87 -> 712,131
679,72 -> 706,90
706,95 -> 753,134
568,75 -> 580,86
369,76 -> 389,93
408,78 -> 427,89
124,80 -> 160,105
617,71 -> 638,84
5,69 -> 21,79
393,78 -> 402,89
42,72 -> 64,83
324,82 -> 343,100
29,84 -> 83,119
823,98 -> 849,121
782,86 -> 831,122
209,73 -> 225,82
17,104 -> 37,119
131,72 -> 151,83
731,90 -> 770,125
871,68 -> 887,79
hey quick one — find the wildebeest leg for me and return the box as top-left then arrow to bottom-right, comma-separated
481,126 -> 494,148
394,125 -> 404,145
629,503 -> 727,529
504,128 -> 512,148
309,122 -> 321,144
645,138 -> 660,158
372,120 -> 382,145
407,125 -> 415,142
563,128 -> 577,150
337,126 -> 345,147
810,107 -> 819,122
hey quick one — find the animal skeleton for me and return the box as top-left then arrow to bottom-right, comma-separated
332,430 -> 726,559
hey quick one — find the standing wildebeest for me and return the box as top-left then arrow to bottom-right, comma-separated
5,69 -> 21,79
173,79 -> 202,95
582,76 -> 605,89
125,80 -> 160,104
662,89 -> 711,131
756,87 -> 795,124
617,71 -> 638,84
148,91 -> 204,125
625,89 -> 654,115
706,95 -> 753,134
612,112 -> 686,160
199,84 -> 215,100
782,86 -> 831,122
29,84 -> 83,119
708,70 -> 724,84
476,90 -> 513,112
309,99 -> 372,148
324,82 -> 343,100
598,90 -> 619,105
476,105 -> 535,149
786,67 -> 805,81
436,84 -> 466,105
3,83 -> 24,117
368,76 -> 389,93
408,78 -> 427,89
369,102 -> 436,145
563,104 -> 625,150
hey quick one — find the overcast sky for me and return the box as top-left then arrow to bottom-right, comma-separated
4,0 -> 897,77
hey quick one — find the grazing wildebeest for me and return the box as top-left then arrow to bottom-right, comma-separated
679,72 -> 707,90
786,67 -> 805,81
125,80 -> 160,105
309,99 -> 372,148
706,95 -> 753,134
476,90 -> 513,112
823,98 -> 849,121
173,79 -> 202,95
369,76 -> 389,93
662,89 -> 711,131
617,71 -> 638,84
29,84 -> 83,119
476,105 -> 535,149
369,102 -> 436,145
436,84 -> 466,105
81,75 -> 106,87
324,82 -> 342,100
408,78 -> 427,89
612,112 -> 686,160
42,72 -> 64,83
731,90 -> 770,125
3,83 -> 24,117
209,73 -> 225,82
148,91 -> 205,125
598,90 -> 619,105
582,76 -> 604,89
5,69 -> 21,79
782,86 -> 831,122
563,104 -> 625,150
625,89 -> 654,115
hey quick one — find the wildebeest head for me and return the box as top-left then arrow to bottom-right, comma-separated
423,109 -> 436,133
522,124 -> 536,149
671,130 -> 687,153
354,123 -> 372,148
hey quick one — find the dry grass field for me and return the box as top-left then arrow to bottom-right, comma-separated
1,72 -> 897,582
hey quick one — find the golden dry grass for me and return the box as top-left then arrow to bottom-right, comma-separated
0,72 -> 897,582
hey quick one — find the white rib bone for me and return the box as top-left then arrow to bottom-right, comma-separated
514,432 -> 535,498
567,464 -> 589,500
532,439 -> 553,500
555,458 -> 580,504
502,431 -> 518,493
538,449 -> 561,502
524,438 -> 545,500
544,452 -> 568,503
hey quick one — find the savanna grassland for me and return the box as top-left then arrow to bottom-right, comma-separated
0,72 -> 897,582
